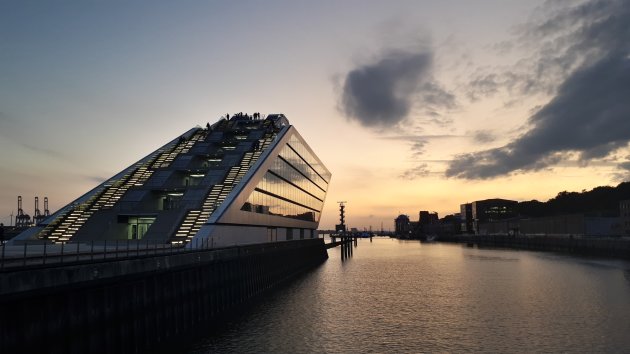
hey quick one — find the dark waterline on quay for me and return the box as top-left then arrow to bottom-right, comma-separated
185,237 -> 630,353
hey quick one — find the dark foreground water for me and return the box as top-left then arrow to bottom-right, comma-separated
186,238 -> 630,353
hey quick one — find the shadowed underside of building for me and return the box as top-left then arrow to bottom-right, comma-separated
14,114 -> 331,247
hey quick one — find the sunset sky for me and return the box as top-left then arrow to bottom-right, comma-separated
1,0 -> 629,230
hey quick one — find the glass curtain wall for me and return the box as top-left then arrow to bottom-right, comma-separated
241,134 -> 330,222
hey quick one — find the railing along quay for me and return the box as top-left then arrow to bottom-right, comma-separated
0,238 -> 318,271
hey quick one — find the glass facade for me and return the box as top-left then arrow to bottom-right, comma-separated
287,135 -> 331,184
241,133 -> 329,222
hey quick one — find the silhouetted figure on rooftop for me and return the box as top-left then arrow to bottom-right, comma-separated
206,122 -> 210,130
0,223 -> 4,244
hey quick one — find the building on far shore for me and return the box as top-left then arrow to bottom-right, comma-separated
460,199 -> 517,235
460,203 -> 473,234
477,214 -> 621,237
419,211 -> 439,225
471,198 -> 517,234
620,200 -> 630,236
395,214 -> 411,237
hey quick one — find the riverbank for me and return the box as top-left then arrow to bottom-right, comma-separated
440,234 -> 630,259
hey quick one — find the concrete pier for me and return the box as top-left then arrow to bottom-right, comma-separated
0,239 -> 328,354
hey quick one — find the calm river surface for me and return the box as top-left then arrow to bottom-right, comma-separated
186,238 -> 630,353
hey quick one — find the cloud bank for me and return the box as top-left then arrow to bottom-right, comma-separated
448,0 -> 630,179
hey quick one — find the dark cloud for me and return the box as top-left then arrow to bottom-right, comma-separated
619,161 -> 630,171
410,139 -> 427,156
339,48 -> 455,129
471,130 -> 496,144
20,143 -> 65,159
0,112 -> 66,159
468,0 -> 630,100
400,163 -> 430,180
448,0 -> 630,179
379,134 -> 461,157
612,160 -> 630,182
380,134 -> 461,142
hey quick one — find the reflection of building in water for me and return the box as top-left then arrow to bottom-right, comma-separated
14,113 -> 331,247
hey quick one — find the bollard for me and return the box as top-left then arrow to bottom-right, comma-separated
43,242 -> 47,265
60,242 -> 64,264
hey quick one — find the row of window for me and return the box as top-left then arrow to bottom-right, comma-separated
241,190 -> 319,222
256,172 -> 324,211
269,156 -> 326,200
287,135 -> 331,184
240,135 -> 328,223
279,144 -> 328,191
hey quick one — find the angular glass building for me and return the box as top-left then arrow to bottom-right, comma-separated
16,114 -> 330,247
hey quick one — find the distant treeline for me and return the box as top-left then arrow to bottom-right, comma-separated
517,182 -> 630,218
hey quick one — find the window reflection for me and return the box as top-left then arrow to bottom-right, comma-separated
240,134 -> 329,223
287,136 -> 331,183
241,190 -> 319,222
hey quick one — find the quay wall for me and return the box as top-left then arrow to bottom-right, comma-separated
440,234 -> 630,258
0,239 -> 328,354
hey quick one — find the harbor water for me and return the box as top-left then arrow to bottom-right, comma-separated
185,237 -> 630,353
